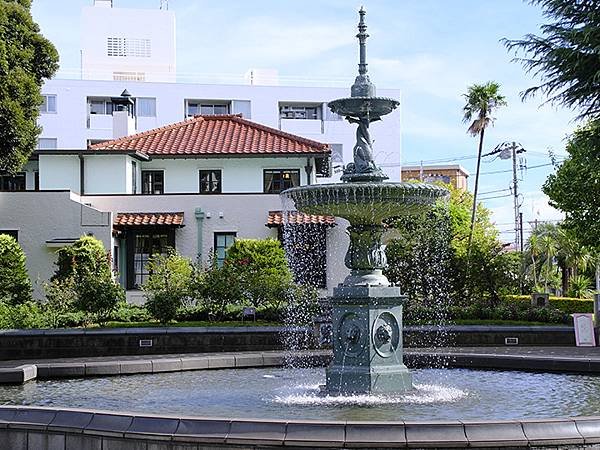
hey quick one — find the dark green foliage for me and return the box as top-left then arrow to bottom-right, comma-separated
0,0 -> 59,173
0,233 -> 32,304
54,235 -> 111,282
75,276 -> 124,325
143,250 -> 193,324
43,277 -> 76,328
225,238 -> 293,310
504,0 -> 600,120
543,121 -> 600,250
195,257 -> 242,321
385,184 -> 520,310
385,206 -> 453,305
53,236 -> 123,324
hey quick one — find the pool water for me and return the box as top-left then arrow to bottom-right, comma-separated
1,367 -> 599,421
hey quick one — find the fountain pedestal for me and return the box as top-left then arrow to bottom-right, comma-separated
326,286 -> 412,394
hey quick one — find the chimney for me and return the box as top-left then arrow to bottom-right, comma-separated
112,89 -> 135,139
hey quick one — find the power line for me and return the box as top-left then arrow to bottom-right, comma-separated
479,193 -> 512,201
480,162 -> 556,175
479,187 -> 511,195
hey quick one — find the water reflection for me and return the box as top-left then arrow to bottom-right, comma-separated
1,368 -> 600,421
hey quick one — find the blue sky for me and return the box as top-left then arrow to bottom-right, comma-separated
31,0 -> 579,242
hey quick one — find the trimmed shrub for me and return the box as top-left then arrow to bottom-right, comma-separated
0,234 -> 32,305
43,277 -> 77,328
505,294 -> 593,315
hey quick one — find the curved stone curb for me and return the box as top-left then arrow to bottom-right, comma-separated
0,405 -> 599,449
0,350 -> 330,385
3,348 -> 600,385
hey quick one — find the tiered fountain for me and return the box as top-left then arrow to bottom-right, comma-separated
284,8 -> 449,395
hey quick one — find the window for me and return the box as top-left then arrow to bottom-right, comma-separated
107,37 -> 151,58
263,169 -> 300,193
0,173 -> 26,191
232,100 -> 251,118
133,233 -> 168,288
186,101 -> 229,117
199,170 -> 222,194
136,97 -> 156,117
214,232 -> 236,267
279,104 -> 321,120
142,170 -> 164,194
0,230 -> 18,242
88,98 -> 114,115
38,138 -> 57,150
40,94 -> 56,113
284,226 -> 327,288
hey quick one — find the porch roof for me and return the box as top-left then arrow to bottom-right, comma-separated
113,212 -> 185,228
266,211 -> 336,227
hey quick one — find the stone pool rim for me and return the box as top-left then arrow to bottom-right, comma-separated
1,404 -> 600,448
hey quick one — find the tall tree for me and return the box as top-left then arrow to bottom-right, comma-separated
0,0 -> 58,174
462,82 -> 507,253
543,120 -> 600,250
503,0 -> 600,121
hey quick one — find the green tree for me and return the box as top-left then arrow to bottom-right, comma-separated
462,82 -> 507,252
53,235 -> 123,325
0,0 -> 59,173
543,121 -> 600,250
143,250 -> 193,324
225,238 -> 293,310
503,0 -> 600,120
0,233 -> 32,304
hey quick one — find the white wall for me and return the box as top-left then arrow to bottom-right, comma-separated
85,193 -> 349,294
141,156 -> 310,193
0,191 -> 112,299
39,155 -> 80,192
81,5 -> 176,82
38,79 -> 402,182
84,155 -> 128,194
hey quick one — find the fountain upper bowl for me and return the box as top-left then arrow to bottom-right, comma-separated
328,97 -> 399,120
283,182 -> 449,225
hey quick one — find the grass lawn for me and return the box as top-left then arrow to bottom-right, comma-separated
99,320 -> 282,328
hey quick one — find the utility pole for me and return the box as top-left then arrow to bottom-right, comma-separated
494,141 -> 526,250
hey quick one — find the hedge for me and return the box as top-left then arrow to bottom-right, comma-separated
505,295 -> 594,315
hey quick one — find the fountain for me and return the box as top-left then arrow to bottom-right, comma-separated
283,8 -> 448,395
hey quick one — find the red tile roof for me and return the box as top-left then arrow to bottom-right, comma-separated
266,211 -> 336,227
113,212 -> 184,227
90,114 -> 330,156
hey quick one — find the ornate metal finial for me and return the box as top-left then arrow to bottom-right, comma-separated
351,7 -> 375,98
357,7 -> 368,76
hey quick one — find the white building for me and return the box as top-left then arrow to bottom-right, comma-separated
1,115 -> 348,302
81,0 -> 176,82
0,0 -> 403,301
36,0 -> 402,182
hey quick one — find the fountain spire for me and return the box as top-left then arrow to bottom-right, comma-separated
351,7 -> 375,98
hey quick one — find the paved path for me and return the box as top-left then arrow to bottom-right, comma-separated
3,346 -> 600,368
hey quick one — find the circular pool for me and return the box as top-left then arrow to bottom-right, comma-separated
2,367 -> 600,421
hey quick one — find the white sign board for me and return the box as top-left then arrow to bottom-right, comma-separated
572,313 -> 596,347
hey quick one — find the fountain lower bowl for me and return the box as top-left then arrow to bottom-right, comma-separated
284,182 -> 449,224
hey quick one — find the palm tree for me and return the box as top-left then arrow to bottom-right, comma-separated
462,82 -> 507,254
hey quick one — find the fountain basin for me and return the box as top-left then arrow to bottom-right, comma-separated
328,96 -> 400,120
284,182 -> 449,225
